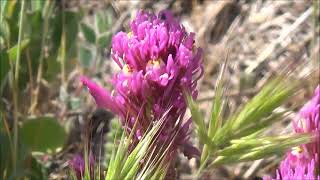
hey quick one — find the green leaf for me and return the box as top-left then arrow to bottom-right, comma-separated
20,117 -> 66,153
31,0 -> 45,12
184,91 -> 215,149
69,97 -> 81,110
79,46 -> 93,68
200,61 -> 227,165
44,55 -> 60,80
63,11 -> 79,59
7,39 -> 29,61
208,61 -> 227,138
1,0 -> 16,20
28,156 -> 47,180
81,23 -> 96,44
106,118 -> 167,180
185,92 -> 206,133
97,32 -> 111,48
0,51 -> 9,88
95,12 -> 112,33
0,0 -> 8,20
0,19 -> 10,46
0,130 -> 12,179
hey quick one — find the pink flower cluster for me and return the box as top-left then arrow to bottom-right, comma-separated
266,86 -> 320,180
81,10 -> 203,157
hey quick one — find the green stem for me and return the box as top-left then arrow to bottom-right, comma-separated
200,145 -> 209,164
60,3 -> 67,88
26,49 -> 34,112
0,0 -> 7,23
12,0 -> 25,174
30,0 -> 53,113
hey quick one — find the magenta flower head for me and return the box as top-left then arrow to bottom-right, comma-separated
292,85 -> 319,163
265,86 -> 320,179
81,10 -> 203,158
264,157 -> 319,180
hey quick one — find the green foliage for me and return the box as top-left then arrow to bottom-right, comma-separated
0,18 -> 10,45
70,115 -> 172,180
104,118 -> 122,167
79,45 -> 93,68
0,114 -> 48,180
0,0 -> 116,179
212,133 -> 311,165
81,23 -> 96,44
185,92 -> 213,149
7,39 -> 29,62
79,9 -> 114,70
95,11 -> 112,34
0,127 -> 13,179
20,117 -> 66,153
103,118 -> 169,180
0,51 -> 9,94
213,77 -> 296,145
97,32 -> 112,49
185,73 -> 306,173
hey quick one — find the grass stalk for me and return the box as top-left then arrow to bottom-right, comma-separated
29,0 -> 53,114
59,0 -> 67,88
200,57 -> 228,165
26,49 -> 34,111
312,0 -> 319,66
12,0 -> 25,174
0,0 -> 7,23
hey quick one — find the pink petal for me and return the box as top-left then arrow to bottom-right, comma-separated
80,76 -> 116,112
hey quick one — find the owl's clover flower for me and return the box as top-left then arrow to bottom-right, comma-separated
272,157 -> 318,180
81,10 -> 203,158
292,86 -> 319,163
265,86 -> 320,180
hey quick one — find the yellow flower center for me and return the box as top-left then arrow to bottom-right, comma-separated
123,64 -> 132,74
148,59 -> 161,68
291,146 -> 303,156
127,31 -> 133,38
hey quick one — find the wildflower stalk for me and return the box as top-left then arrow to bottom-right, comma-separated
29,0 -> 53,114
59,1 -> 67,88
12,0 -> 25,174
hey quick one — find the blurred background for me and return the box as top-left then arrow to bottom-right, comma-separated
0,0 -> 319,179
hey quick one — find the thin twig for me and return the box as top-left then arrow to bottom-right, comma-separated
243,159 -> 264,179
